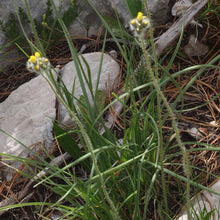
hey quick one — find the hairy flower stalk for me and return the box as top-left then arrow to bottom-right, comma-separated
26,52 -> 120,220
131,10 -> 191,217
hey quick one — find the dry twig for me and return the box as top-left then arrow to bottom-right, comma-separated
155,0 -> 209,56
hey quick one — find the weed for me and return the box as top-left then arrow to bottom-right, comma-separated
0,0 -> 220,219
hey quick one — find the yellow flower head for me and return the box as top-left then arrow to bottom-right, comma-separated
44,58 -> 49,63
142,20 -> 149,26
26,52 -> 50,74
35,65 -> 40,71
30,55 -> 37,64
42,21 -> 48,27
137,12 -> 143,21
130,12 -> 150,38
35,52 -> 41,58
130,19 -> 136,26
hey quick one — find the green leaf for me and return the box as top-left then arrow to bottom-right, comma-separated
127,0 -> 143,18
78,94 -> 88,117
95,90 -> 106,114
102,15 -> 133,40
177,50 -> 187,58
53,122 -> 90,171
78,90 -> 106,118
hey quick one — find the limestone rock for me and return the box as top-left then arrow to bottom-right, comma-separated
0,0 -> 170,69
59,52 -> 120,125
147,0 -> 169,26
0,72 -> 56,180
69,0 -> 169,36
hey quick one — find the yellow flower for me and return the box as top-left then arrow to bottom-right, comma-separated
130,19 -> 136,26
142,20 -> 149,26
44,58 -> 49,63
35,52 -> 41,58
42,21 -> 48,27
30,55 -> 37,64
137,12 -> 143,21
35,65 -> 40,71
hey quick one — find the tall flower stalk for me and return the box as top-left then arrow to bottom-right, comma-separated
130,8 -> 191,217
26,52 -> 121,220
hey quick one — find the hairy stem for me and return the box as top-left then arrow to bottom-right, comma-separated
140,35 -> 191,216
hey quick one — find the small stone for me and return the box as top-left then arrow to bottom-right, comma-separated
177,180 -> 220,219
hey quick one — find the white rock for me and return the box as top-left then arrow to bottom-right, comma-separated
178,180 -> 220,219
70,0 -> 169,36
59,52 -> 120,124
0,72 -> 56,180
187,126 -> 203,140
51,213 -> 62,220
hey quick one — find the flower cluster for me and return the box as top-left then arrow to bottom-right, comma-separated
26,52 -> 50,74
130,12 -> 150,37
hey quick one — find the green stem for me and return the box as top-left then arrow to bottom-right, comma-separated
23,0 -> 44,55
157,92 -> 169,213
143,0 -> 169,213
